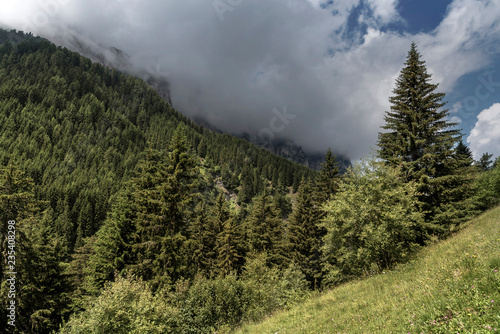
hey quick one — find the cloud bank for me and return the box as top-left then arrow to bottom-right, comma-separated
1,0 -> 500,160
467,103 -> 500,160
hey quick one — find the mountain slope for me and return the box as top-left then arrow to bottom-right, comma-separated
0,28 -> 316,247
43,30 -> 351,171
236,205 -> 500,333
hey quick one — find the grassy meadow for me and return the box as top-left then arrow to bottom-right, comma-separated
235,206 -> 500,333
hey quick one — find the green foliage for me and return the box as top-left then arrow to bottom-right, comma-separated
474,161 -> 500,210
288,178 -> 324,288
0,165 -> 70,333
314,148 -> 340,204
321,159 -> 424,285
243,191 -> 288,268
477,152 -> 494,171
240,253 -> 310,322
235,204 -> 500,334
179,274 -> 245,333
177,257 -> 309,333
60,276 -> 178,334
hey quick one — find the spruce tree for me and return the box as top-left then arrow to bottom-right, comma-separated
243,191 -> 288,268
377,43 -> 469,232
238,165 -> 253,204
129,128 -> 199,289
477,152 -> 494,171
0,165 -> 70,333
84,189 -> 136,294
455,140 -> 474,167
215,216 -> 240,277
185,201 -> 213,276
288,178 -> 323,289
314,148 -> 340,204
208,193 -> 231,277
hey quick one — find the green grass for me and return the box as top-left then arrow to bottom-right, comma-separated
235,206 -> 500,333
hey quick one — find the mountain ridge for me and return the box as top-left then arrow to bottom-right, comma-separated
36,29 -> 351,170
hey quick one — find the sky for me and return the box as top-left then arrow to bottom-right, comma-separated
1,0 -> 500,161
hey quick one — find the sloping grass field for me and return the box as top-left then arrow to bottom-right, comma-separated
236,206 -> 500,333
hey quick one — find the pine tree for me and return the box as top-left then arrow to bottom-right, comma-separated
455,140 -> 474,167
238,165 -> 253,204
434,140 -> 478,226
243,191 -> 287,267
287,178 -> 323,288
129,128 -> 199,289
377,43 -> 469,232
215,216 -> 240,277
84,189 -> 136,294
185,201 -> 213,276
477,152 -> 494,171
314,148 -> 340,204
197,138 -> 207,158
0,165 -> 70,333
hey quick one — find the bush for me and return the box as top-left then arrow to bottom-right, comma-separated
179,274 -> 245,334
474,162 -> 500,210
179,254 -> 310,333
59,276 -> 178,334
321,159 -> 424,285
241,253 -> 310,322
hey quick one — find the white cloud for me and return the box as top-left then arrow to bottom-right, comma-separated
467,103 -> 500,159
449,116 -> 462,124
417,0 -> 500,91
365,0 -> 400,24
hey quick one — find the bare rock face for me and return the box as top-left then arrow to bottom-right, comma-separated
240,133 -> 351,172
145,78 -> 172,106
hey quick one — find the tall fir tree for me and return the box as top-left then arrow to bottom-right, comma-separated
377,43 -> 471,232
185,201 -> 213,276
238,164 -> 254,204
455,140 -> 474,167
83,188 -> 136,295
314,148 -> 340,205
208,193 -> 231,277
0,165 -> 70,333
243,191 -> 288,268
477,152 -> 494,171
215,195 -> 240,277
288,177 -> 323,289
129,127 -> 199,289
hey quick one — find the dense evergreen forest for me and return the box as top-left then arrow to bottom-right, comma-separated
0,29 -> 499,333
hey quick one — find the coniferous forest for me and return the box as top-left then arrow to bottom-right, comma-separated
1,29 -> 500,333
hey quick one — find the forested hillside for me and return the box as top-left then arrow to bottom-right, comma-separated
0,29 -> 499,334
0,29 -> 316,244
0,29 -> 319,333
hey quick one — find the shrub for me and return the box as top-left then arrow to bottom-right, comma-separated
59,276 -> 178,334
179,274 -> 245,334
321,159 -> 424,285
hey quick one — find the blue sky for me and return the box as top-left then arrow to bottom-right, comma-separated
397,0 -> 450,34
0,0 -> 499,160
